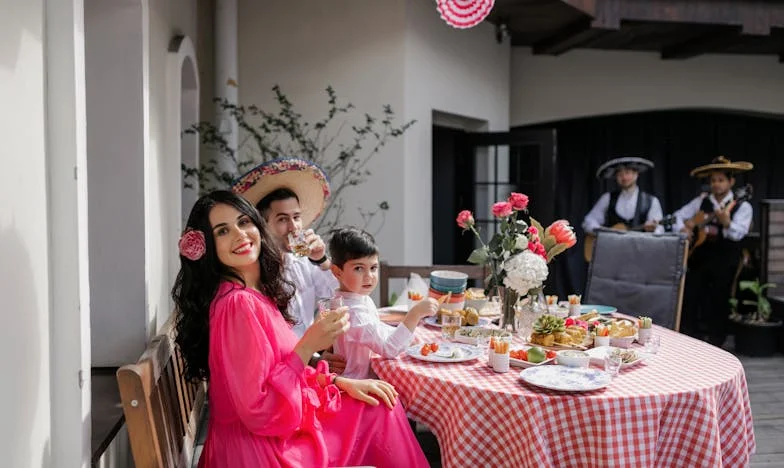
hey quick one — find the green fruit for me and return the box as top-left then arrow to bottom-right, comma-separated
527,346 -> 546,363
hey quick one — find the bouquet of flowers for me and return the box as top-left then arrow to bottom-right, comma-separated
456,193 -> 577,329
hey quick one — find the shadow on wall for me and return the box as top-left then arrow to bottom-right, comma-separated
0,226 -> 45,465
0,0 -> 40,72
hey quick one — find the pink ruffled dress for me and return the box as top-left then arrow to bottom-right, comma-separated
197,282 -> 429,468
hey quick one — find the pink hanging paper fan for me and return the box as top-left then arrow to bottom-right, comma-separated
436,0 -> 495,29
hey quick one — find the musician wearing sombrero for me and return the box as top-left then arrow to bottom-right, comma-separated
673,156 -> 753,346
582,156 -> 665,236
233,158 -> 344,371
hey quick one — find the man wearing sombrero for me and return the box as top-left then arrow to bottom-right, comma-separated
233,158 -> 344,370
582,156 -> 664,236
673,156 -> 754,346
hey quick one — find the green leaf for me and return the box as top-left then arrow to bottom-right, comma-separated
542,234 -> 557,252
738,281 -> 757,292
530,217 -> 545,237
547,243 -> 569,262
467,247 -> 489,265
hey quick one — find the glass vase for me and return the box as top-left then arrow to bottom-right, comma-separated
514,288 -> 547,339
500,287 -> 520,332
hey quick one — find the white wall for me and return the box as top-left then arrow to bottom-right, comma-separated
237,0 -> 407,261
402,0 -> 510,263
85,0 -> 149,367
148,0 -> 201,333
237,0 -> 510,264
511,48 -> 784,126
0,2 -> 52,465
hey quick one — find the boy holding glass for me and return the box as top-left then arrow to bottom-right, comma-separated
328,227 -> 439,379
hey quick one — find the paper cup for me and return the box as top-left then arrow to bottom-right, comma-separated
492,352 -> 510,373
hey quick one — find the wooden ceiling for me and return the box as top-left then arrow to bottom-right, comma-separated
485,0 -> 784,61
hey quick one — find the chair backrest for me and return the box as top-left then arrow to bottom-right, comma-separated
117,318 -> 207,468
761,199 -> 784,300
378,262 -> 487,307
585,230 -> 688,331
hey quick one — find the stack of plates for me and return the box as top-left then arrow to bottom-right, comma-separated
429,270 -> 468,309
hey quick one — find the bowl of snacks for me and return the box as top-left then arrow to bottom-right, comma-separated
607,319 -> 638,348
556,350 -> 591,368
509,346 -> 557,368
464,287 -> 488,312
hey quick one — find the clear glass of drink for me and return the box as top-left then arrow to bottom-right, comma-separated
318,296 -> 346,319
604,351 -> 623,377
440,314 -> 462,340
288,230 -> 310,257
644,334 -> 661,354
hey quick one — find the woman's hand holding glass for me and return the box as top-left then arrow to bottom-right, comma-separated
295,304 -> 349,364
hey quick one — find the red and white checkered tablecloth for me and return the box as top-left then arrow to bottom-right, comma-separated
371,324 -> 755,468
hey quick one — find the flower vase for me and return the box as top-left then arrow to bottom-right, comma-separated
500,288 -> 520,332
514,289 -> 547,339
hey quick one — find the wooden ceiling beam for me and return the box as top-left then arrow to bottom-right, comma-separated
660,27 -> 742,60
532,18 -> 615,55
560,0 -> 784,36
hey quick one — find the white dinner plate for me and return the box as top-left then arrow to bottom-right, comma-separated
584,346 -> 654,368
519,365 -> 612,391
405,343 -> 482,363
423,316 -> 491,328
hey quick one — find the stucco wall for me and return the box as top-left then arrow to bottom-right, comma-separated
0,3 -> 52,465
511,48 -> 784,126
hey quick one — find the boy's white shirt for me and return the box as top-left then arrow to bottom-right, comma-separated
332,290 -> 414,379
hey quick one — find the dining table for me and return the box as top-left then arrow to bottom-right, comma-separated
371,320 -> 756,468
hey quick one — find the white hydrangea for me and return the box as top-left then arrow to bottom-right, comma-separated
514,234 -> 529,251
502,250 -> 549,295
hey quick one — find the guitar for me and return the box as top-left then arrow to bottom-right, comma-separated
686,184 -> 753,258
583,215 -> 676,262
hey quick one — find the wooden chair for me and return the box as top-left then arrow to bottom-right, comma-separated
378,262 -> 488,307
117,318 -> 207,468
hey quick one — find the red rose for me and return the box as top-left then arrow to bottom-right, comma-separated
527,226 -> 538,236
456,210 -> 475,229
547,220 -> 577,248
491,202 -> 513,218
179,229 -> 207,261
508,192 -> 529,211
528,240 -> 547,260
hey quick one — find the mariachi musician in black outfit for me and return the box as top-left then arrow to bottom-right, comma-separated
674,156 -> 754,346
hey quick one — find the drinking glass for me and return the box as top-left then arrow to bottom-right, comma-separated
318,296 -> 346,319
288,230 -> 310,257
441,314 -> 462,340
604,351 -> 623,377
644,334 -> 661,354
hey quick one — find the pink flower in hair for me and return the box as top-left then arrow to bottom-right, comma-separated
179,229 -> 206,261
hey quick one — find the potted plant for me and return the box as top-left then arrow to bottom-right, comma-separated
729,279 -> 782,356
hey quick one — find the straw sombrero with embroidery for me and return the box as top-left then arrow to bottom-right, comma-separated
232,158 -> 330,228
595,156 -> 654,179
690,156 -> 754,179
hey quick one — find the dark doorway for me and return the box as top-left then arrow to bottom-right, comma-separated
432,127 -> 558,269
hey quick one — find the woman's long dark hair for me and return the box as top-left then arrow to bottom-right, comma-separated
172,190 -> 295,381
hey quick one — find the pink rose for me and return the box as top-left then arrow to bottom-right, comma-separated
528,240 -> 547,260
491,202 -> 513,218
527,226 -> 538,236
547,220 -> 577,248
508,192 -> 529,211
456,210 -> 475,229
179,229 -> 207,261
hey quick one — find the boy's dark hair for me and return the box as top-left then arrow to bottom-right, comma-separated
256,187 -> 299,219
329,227 -> 379,267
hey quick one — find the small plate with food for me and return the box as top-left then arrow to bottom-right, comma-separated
509,346 -> 557,368
406,342 -> 482,363
585,346 -> 653,368
527,314 -> 591,350
453,327 -> 511,345
423,310 -> 490,328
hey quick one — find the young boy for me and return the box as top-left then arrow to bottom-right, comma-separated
329,227 -> 438,379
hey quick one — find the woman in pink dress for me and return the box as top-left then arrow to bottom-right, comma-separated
172,191 -> 429,468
